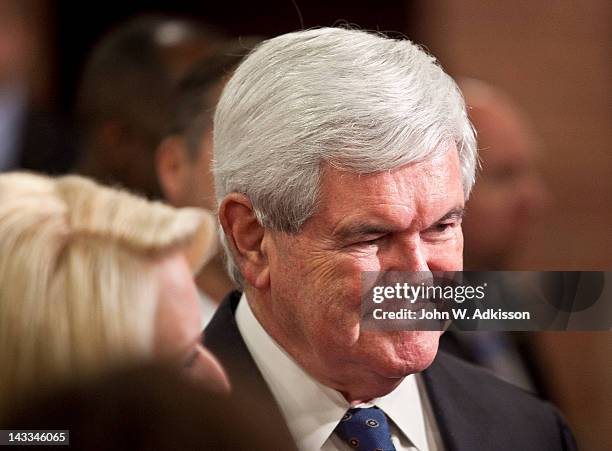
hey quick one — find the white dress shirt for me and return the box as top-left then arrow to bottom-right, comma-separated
236,294 -> 444,451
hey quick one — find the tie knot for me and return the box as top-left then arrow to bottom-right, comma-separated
334,406 -> 396,451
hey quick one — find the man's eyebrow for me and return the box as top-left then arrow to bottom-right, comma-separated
334,208 -> 465,240
435,207 -> 465,223
333,222 -> 397,241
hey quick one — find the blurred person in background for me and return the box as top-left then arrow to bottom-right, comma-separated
0,0 -> 75,173
0,172 -> 229,423
440,78 -> 551,393
156,37 -> 261,318
73,14 -> 221,199
459,78 -> 550,270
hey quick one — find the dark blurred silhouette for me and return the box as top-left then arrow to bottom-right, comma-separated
4,364 -> 297,450
156,38 -> 260,309
74,14 -> 222,199
0,0 -> 75,173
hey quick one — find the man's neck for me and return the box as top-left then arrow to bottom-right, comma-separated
245,289 -> 405,403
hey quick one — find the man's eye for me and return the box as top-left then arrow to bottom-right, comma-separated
425,221 -> 460,238
358,235 -> 386,247
435,222 -> 455,232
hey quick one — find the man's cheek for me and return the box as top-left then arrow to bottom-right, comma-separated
337,249 -> 384,275
429,246 -> 463,271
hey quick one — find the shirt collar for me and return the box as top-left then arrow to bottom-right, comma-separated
378,375 -> 430,451
236,293 -> 430,451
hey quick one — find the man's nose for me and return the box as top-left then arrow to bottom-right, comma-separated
386,236 -> 430,272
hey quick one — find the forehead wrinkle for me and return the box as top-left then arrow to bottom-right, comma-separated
322,170 -> 417,209
315,149 -> 463,234
331,204 -> 417,240
326,183 -> 419,236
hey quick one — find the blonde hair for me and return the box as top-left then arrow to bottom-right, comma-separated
0,172 -> 215,419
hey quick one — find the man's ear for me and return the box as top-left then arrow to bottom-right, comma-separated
218,194 -> 270,289
156,135 -> 189,206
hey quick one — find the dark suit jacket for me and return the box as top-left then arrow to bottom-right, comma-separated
205,292 -> 577,451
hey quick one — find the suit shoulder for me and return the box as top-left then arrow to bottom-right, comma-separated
423,351 -> 577,450
429,350 -> 551,409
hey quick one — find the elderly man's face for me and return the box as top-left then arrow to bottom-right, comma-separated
264,145 -> 464,399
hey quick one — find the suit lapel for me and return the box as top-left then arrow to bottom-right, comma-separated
421,354 -> 479,451
204,292 -> 296,447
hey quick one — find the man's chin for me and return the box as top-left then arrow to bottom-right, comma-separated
328,332 -> 441,402
344,353 -> 437,402
377,353 -> 437,379
372,331 -> 441,378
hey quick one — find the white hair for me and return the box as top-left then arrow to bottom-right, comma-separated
213,27 -> 477,286
0,172 -> 216,420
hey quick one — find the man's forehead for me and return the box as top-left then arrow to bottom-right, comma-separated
312,149 -> 464,229
319,150 -> 462,200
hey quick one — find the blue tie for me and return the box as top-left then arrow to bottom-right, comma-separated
334,406 -> 397,451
